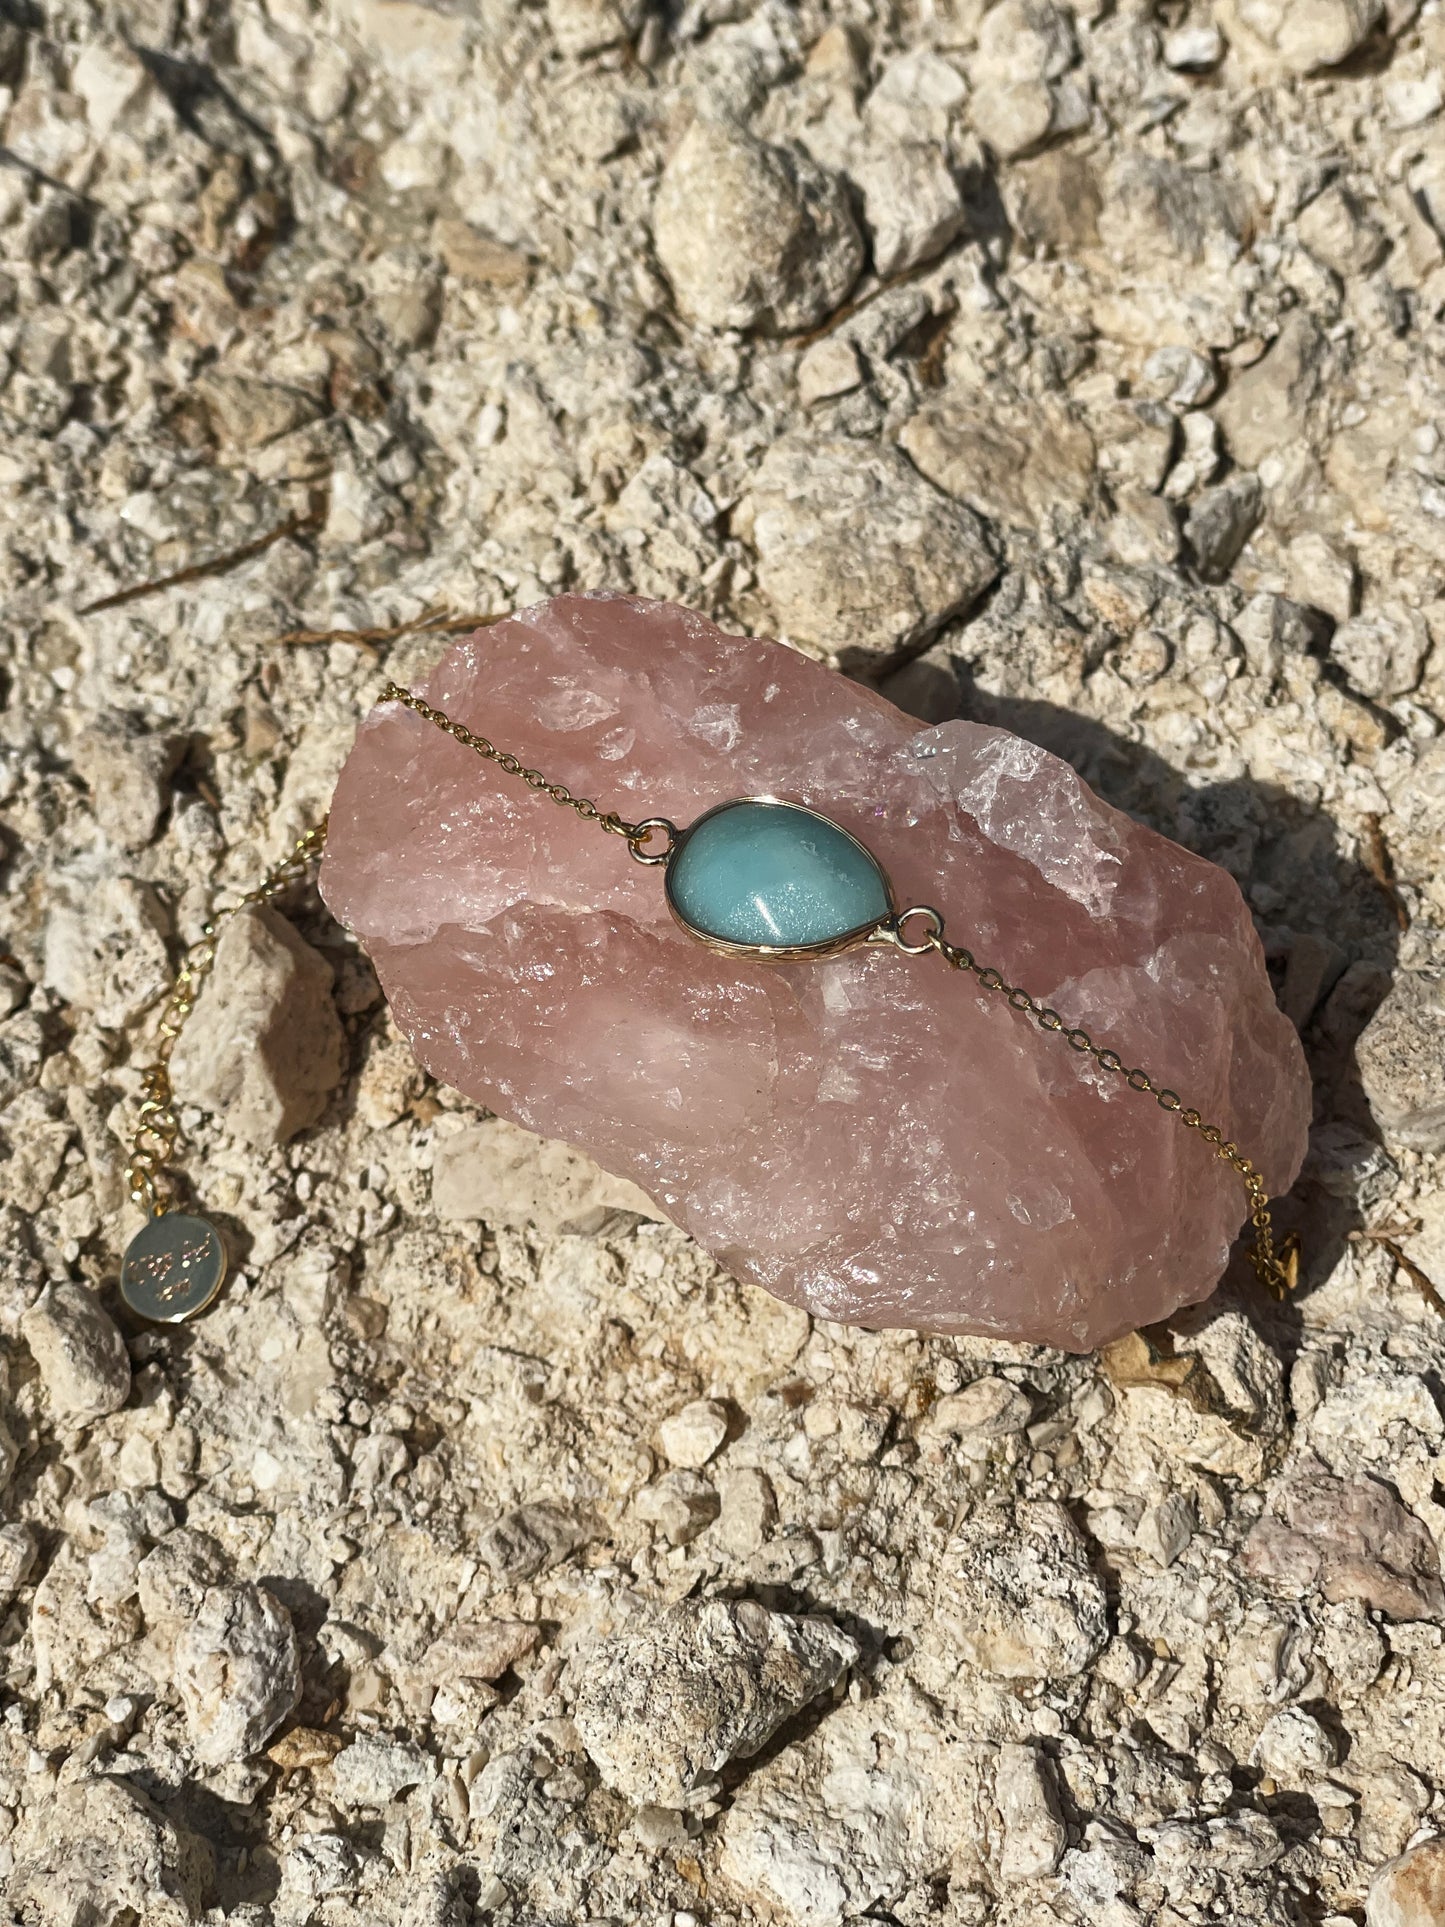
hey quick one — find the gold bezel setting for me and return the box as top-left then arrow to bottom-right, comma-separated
662,796 -> 898,964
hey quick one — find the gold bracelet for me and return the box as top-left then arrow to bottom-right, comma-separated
120,675 -> 1298,1323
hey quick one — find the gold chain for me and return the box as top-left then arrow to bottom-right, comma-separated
883,908 -> 1296,1299
125,821 -> 330,1216
379,681 -> 665,850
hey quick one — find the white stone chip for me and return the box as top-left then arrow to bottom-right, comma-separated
796,336 -> 863,407
749,435 -> 995,660
657,1397 -> 730,1468
1358,973 -> 1445,1152
331,1734 -> 435,1806
926,1376 -> 1033,1437
851,141 -> 967,278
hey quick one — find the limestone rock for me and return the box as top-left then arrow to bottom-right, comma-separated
1297,183 -> 1389,276
796,335 -> 863,406
924,1376 -> 1033,1438
634,1469 -> 720,1543
1109,490 -> 1180,569
423,1618 -> 539,1682
1185,474 -> 1263,581
1235,0 -> 1384,72
1163,23 -> 1226,68
851,141 -> 966,277
175,1582 -> 303,1765
477,1502 -> 590,1582
197,371 -> 323,448
1242,1467 -> 1445,1618
71,41 -> 150,136
1100,152 -> 1251,265
900,389 -> 1096,530
1214,316 -> 1324,469
1006,147 -> 1103,252
1330,606 -> 1431,700
0,1014 -> 42,1119
545,0 -> 643,57
21,1281 -> 130,1425
1145,1810 -> 1285,1873
41,875 -> 171,1029
968,0 -> 1082,158
137,1527 -> 230,1625
1108,1310 -> 1285,1485
1357,971 -> 1445,1152
996,1741 -> 1067,1880
652,117 -> 863,334
1253,1705 -> 1338,1783
0,1520 -> 36,1607
276,1834 -> 363,1914
749,436 -> 996,659
429,1113 -> 660,1231
572,1597 -> 859,1806
1136,1492 -> 1196,1567
71,712 -> 182,851
657,1397 -> 730,1468
862,48 -> 968,147
331,1733 -> 434,1804
715,1467 -> 779,1555
1142,346 -> 1220,409
7,1776 -> 214,1927
321,594 -> 1311,1349
1368,1836 -> 1445,1927
169,902 -> 345,1149
933,1500 -> 1108,1680
716,1689 -> 991,1925
433,219 -> 531,288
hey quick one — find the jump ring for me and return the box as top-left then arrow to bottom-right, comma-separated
891,905 -> 945,955
628,818 -> 678,866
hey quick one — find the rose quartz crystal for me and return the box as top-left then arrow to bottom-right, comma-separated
321,594 -> 1310,1351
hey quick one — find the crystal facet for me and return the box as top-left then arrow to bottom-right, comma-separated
667,800 -> 891,954
320,592 -> 1312,1351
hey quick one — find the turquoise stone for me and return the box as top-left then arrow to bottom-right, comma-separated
667,799 -> 891,952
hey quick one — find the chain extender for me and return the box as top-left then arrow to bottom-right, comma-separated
125,682 -> 1297,1304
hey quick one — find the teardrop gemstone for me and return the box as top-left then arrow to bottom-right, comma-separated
666,799 -> 892,955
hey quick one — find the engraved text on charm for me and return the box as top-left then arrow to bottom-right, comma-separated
665,798 -> 894,961
120,1212 -> 227,1323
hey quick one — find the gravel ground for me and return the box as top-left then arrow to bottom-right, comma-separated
4,0 -> 1445,1922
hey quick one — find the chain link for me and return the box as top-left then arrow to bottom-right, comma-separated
125,820 -> 330,1217
888,909 -> 1297,1299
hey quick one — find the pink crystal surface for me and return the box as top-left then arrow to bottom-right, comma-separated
321,594 -> 1311,1351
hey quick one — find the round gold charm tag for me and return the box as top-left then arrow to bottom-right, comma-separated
120,1212 -> 227,1323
